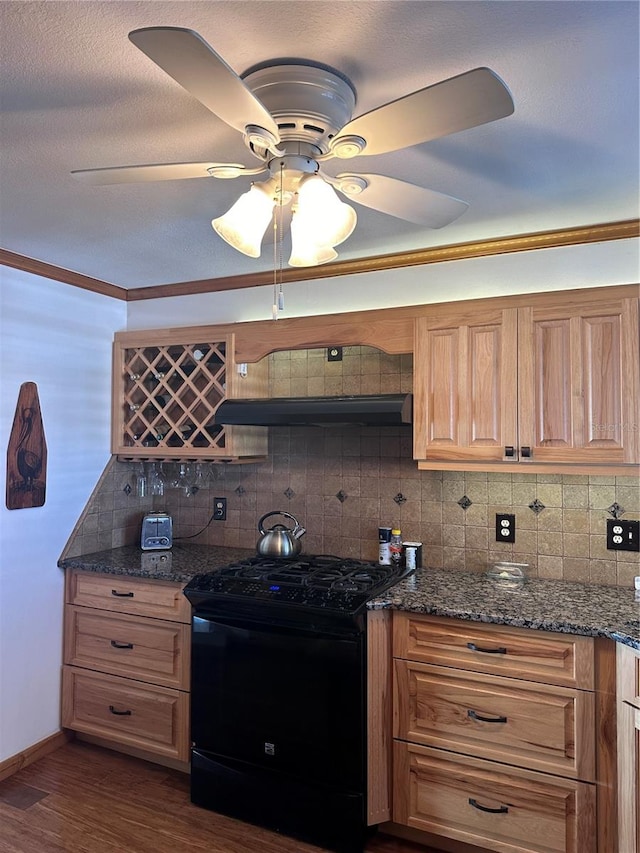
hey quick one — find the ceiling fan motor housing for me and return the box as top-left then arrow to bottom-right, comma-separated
242,63 -> 356,156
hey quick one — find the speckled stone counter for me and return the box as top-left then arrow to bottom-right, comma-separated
369,567 -> 640,650
59,546 -> 640,650
58,543 -> 256,584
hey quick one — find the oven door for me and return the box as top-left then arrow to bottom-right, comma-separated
191,611 -> 365,790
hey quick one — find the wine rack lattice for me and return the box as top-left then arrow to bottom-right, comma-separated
121,342 -> 227,452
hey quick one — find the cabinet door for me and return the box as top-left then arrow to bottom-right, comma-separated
414,307 -> 518,462
518,296 -> 640,464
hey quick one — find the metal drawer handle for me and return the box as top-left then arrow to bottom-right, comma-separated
111,589 -> 134,597
466,642 -> 507,655
469,798 -> 508,815
108,705 -> 132,716
468,709 -> 508,724
110,640 -> 134,650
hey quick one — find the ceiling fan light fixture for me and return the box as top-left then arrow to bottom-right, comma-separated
295,174 -> 357,248
289,213 -> 338,268
211,183 -> 275,258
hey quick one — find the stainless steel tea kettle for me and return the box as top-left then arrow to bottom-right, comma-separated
256,511 -> 306,559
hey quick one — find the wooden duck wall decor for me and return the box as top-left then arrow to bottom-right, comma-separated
6,382 -> 47,509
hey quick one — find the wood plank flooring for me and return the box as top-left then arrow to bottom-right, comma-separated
0,741 -> 442,853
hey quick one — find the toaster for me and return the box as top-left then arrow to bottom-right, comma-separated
141,512 -> 173,550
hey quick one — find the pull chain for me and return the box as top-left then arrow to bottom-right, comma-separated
272,162 -> 285,320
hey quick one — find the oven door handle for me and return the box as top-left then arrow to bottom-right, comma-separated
192,613 -> 362,642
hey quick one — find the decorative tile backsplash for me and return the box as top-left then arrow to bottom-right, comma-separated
61,347 -> 640,586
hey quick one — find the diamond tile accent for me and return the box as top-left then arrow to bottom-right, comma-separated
336,490 -> 347,503
607,502 -> 624,519
284,487 -> 295,500
394,493 -> 407,505
123,483 -> 132,496
529,499 -> 546,514
457,495 -> 472,510
235,485 -> 246,497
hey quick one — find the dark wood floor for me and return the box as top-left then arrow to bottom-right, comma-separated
0,741 -> 442,853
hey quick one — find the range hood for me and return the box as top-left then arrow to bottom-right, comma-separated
214,394 -> 412,427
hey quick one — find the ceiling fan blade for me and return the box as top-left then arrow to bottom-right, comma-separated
332,68 -> 513,157
334,173 -> 468,228
128,27 -> 280,139
71,162 -> 264,185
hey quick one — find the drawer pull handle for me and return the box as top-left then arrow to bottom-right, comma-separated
468,709 -> 508,724
468,798 -> 509,815
467,642 -> 507,655
111,589 -> 134,597
108,705 -> 132,716
110,640 -> 134,650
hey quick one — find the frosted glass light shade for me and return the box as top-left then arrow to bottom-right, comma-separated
211,184 -> 274,257
295,175 -> 357,248
289,226 -> 338,268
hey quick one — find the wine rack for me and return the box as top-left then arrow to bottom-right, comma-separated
112,331 -> 268,461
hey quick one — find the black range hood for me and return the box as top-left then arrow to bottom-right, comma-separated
214,393 -> 412,427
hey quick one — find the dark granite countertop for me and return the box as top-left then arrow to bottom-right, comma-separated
58,546 -> 640,650
369,567 -> 640,650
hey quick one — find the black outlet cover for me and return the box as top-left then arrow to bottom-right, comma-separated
495,513 -> 516,543
606,518 -> 640,551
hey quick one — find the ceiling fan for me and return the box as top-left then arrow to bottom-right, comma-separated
72,27 -> 514,267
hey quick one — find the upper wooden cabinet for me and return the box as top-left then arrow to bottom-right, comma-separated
414,291 -> 640,472
112,329 -> 268,461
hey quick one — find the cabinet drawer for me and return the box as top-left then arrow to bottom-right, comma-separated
66,570 -> 190,623
617,642 -> 640,709
64,606 -> 190,690
393,613 -> 594,689
393,740 -> 596,853
62,666 -> 189,761
394,659 -> 595,780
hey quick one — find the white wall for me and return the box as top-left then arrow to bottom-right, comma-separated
0,267 -> 126,761
126,237 -> 639,329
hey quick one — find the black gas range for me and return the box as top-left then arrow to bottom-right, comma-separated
184,553 -> 411,617
183,554 -> 413,853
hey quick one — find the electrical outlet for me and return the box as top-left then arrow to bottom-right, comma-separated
213,497 -> 227,521
607,518 -> 639,551
327,346 -> 343,362
495,513 -> 516,543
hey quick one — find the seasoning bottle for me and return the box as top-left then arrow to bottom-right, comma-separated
378,527 -> 392,565
390,528 -> 403,565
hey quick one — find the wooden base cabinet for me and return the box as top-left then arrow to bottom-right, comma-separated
394,741 -> 596,853
392,614 -> 599,853
62,570 -> 191,765
617,643 -> 640,853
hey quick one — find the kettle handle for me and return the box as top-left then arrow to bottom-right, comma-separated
258,510 -> 299,535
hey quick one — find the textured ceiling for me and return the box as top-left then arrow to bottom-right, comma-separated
0,1 -> 638,288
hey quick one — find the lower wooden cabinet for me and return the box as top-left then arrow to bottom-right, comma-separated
62,667 -> 189,761
394,741 -> 596,853
617,643 -> 640,853
391,614 -> 601,853
62,570 -> 191,766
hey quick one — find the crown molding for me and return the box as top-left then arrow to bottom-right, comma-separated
2,219 -> 638,301
0,248 -> 127,300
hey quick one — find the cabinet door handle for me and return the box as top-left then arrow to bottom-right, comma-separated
110,640 -> 134,650
504,445 -> 515,458
468,709 -> 508,724
521,445 -> 532,458
108,705 -> 132,716
466,642 -> 507,655
111,589 -> 134,597
468,798 -> 508,815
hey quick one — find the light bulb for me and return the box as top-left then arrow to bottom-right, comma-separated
211,184 -> 274,257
